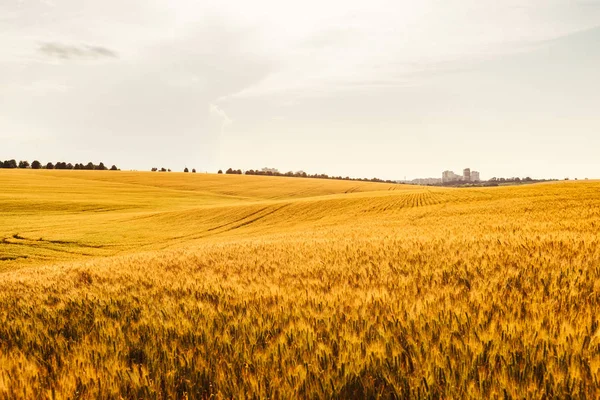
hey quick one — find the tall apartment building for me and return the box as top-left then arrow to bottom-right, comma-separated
463,168 -> 471,182
442,168 -> 482,184
442,170 -> 461,183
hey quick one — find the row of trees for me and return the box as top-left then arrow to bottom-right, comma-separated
488,177 -> 534,183
151,168 -> 197,173
484,176 -> 560,186
221,168 -> 242,175
1,159 -> 118,170
436,176 -> 557,187
218,167 -> 399,184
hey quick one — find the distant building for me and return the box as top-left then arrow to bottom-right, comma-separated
463,168 -> 471,182
411,178 -> 442,185
441,168 -> 482,184
442,170 -> 461,183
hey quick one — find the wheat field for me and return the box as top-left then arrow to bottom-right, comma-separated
1,170 -> 599,399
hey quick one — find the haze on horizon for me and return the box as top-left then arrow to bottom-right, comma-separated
1,0 -> 599,180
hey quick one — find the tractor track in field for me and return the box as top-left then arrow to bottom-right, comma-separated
207,206 -> 272,232
220,204 -> 291,233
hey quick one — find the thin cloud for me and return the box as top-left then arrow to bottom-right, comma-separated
38,42 -> 118,60
209,103 -> 232,133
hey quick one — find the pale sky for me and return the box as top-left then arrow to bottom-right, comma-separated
1,0 -> 599,180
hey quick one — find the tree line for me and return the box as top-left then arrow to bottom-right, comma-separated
218,168 -> 399,184
436,176 -> 557,188
151,167 -> 197,173
0,159 -> 118,170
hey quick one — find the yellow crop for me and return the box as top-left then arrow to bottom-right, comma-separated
1,170 -> 599,398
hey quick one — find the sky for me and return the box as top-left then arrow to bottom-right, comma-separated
1,0 -> 599,180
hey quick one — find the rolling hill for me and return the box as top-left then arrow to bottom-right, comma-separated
1,170 -> 599,398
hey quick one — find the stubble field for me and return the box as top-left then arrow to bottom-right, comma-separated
1,170 -> 599,398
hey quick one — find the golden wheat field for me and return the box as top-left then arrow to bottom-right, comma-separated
1,169 -> 600,399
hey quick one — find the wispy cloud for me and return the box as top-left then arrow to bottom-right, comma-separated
38,42 -> 118,60
209,103 -> 232,133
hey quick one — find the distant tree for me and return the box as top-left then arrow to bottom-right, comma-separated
46,162 -> 54,170
97,162 -> 107,171
151,168 -> 158,172
225,168 -> 233,174
184,167 -> 189,173
160,168 -> 167,172
110,165 -> 118,171
66,163 -> 74,170
18,160 -> 30,169
3,159 -> 17,169
167,169 -> 171,172
218,169 -> 223,174
31,160 -> 42,169
192,169 -> 196,173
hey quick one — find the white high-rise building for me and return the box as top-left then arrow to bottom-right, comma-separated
442,170 -> 461,183
463,168 -> 471,182
442,168 -> 482,184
